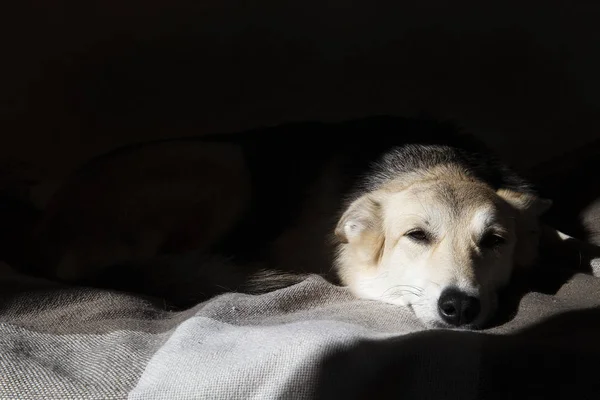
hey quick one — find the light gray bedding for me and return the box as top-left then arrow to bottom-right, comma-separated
2,263 -> 600,399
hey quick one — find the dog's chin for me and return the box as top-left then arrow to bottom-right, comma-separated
428,319 -> 485,330
415,315 -> 488,330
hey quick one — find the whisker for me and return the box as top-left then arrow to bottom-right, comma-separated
401,285 -> 424,292
385,290 -> 423,299
426,279 -> 441,288
380,285 -> 424,297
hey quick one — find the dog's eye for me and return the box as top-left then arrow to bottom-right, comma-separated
405,229 -> 430,243
480,233 -> 506,249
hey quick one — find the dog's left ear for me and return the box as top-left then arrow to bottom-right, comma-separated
497,189 -> 553,217
497,189 -> 553,267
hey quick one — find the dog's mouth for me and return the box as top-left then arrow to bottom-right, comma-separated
424,313 -> 489,330
428,315 -> 488,330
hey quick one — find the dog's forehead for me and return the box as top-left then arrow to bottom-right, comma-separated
384,180 -> 504,222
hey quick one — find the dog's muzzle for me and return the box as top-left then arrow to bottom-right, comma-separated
437,287 -> 481,326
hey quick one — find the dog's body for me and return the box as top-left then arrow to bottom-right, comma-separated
32,116 -> 558,328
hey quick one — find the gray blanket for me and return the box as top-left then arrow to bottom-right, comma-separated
2,262 -> 600,400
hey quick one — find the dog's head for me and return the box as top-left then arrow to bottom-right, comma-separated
334,166 -> 551,329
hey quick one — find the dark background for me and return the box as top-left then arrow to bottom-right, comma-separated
2,0 -> 599,212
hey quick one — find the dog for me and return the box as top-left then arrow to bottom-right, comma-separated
31,115 -> 575,329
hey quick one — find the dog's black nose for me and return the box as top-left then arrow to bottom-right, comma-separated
437,288 -> 481,326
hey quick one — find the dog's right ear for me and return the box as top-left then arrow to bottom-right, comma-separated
335,194 -> 382,244
335,194 -> 385,265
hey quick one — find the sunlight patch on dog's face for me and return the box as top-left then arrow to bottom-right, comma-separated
336,180 -> 520,329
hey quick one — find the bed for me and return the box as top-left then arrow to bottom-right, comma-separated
2,255 -> 600,399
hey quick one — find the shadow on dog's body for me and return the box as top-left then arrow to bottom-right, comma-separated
33,116 -> 560,327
